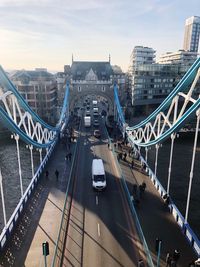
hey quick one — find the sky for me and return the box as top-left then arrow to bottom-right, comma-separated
0,0 -> 199,72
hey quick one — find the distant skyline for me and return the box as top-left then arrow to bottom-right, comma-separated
0,0 -> 199,72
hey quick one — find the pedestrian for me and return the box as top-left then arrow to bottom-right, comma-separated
134,198 -> 140,207
118,142 -> 122,150
114,143 -> 117,150
65,154 -> 68,161
141,182 -> 146,192
195,258 -> 200,266
141,162 -> 144,172
173,249 -> 180,264
132,184 -> 137,195
141,162 -> 147,172
45,170 -> 49,179
131,159 -> 134,169
188,261 -> 195,267
124,152 -> 127,161
163,194 -> 170,206
68,152 -> 72,161
138,259 -> 145,267
55,169 -> 59,180
166,252 -> 172,267
108,143 -> 110,149
170,260 -> 177,267
139,184 -> 144,198
136,151 -> 141,160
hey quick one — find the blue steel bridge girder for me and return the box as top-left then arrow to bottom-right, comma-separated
114,59 -> 200,148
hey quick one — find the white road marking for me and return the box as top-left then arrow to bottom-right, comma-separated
96,195 -> 98,205
97,223 -> 101,237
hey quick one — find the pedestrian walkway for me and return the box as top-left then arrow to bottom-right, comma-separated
23,139 -> 74,267
0,118 -> 79,267
111,138 -> 197,267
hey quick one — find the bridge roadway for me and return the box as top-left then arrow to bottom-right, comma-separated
60,119 -> 143,266
0,117 -> 197,267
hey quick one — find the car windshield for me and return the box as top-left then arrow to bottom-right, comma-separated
94,175 -> 105,182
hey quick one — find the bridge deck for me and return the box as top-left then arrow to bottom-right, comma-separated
0,127 -> 197,267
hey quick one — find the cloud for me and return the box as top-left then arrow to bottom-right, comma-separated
0,0 -> 199,71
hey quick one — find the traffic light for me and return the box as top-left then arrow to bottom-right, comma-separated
42,241 -> 49,256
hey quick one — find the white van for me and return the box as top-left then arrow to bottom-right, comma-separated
93,107 -> 98,113
92,159 -> 106,190
92,100 -> 98,106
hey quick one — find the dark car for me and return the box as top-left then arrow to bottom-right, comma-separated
93,119 -> 99,127
94,130 -> 101,138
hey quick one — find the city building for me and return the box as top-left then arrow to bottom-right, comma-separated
129,14 -> 200,116
183,16 -> 200,52
129,46 -> 196,115
10,69 -> 57,124
129,46 -> 155,67
131,63 -> 189,115
158,50 -> 198,66
128,46 -> 156,112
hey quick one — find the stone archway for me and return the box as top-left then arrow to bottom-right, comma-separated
69,89 -> 114,116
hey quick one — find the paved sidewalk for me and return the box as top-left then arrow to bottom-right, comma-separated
111,139 -> 197,267
23,139 -> 73,267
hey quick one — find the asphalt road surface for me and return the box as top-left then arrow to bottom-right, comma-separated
62,117 -> 145,267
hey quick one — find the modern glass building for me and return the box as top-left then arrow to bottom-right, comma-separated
129,46 -> 197,116
183,16 -> 200,52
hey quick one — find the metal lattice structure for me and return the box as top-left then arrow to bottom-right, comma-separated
114,57 -> 200,147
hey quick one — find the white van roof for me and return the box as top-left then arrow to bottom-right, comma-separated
92,159 -> 105,175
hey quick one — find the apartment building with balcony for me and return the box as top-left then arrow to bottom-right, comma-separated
158,50 -> 198,65
129,46 -> 195,116
10,68 -> 57,124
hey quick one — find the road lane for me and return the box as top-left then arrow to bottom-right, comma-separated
63,118 -> 144,266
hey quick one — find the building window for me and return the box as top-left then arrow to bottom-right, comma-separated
78,86 -> 81,92
102,86 -> 105,92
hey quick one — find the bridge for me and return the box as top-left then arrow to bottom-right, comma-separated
0,59 -> 200,266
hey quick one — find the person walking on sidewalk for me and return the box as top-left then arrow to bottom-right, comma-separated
132,183 -> 138,195
172,249 -> 180,266
166,252 -> 172,267
123,152 -> 127,161
131,159 -> 134,169
114,143 -> 117,150
55,169 -> 59,181
68,152 -> 72,161
138,259 -> 145,267
45,170 -> 49,179
195,258 -> 200,266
